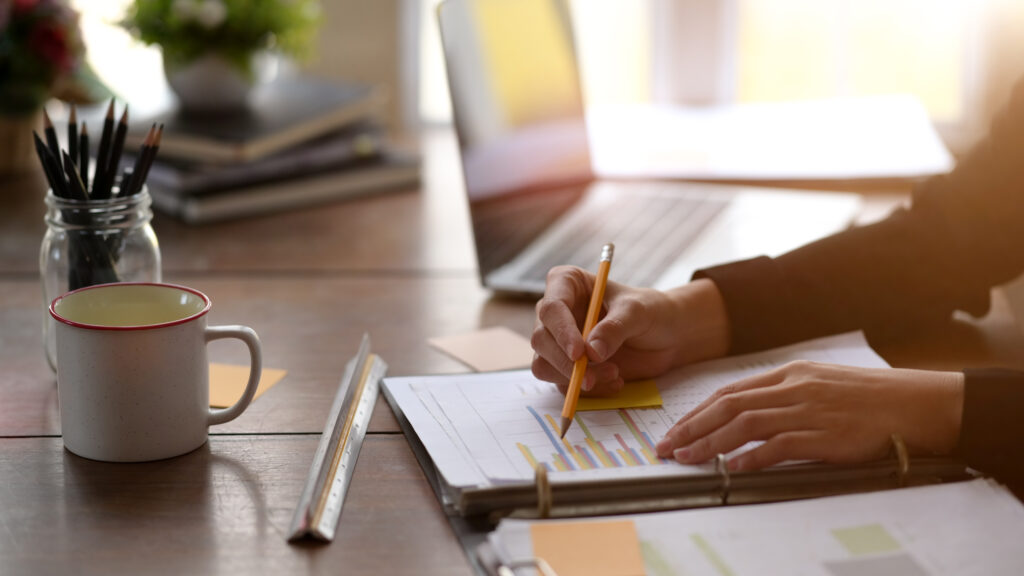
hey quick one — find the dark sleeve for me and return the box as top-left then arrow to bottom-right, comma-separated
694,78 -> 1024,354
957,369 -> 1024,493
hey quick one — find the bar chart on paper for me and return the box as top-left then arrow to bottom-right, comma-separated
518,406 -> 668,472
407,374 -> 682,483
384,332 -> 891,488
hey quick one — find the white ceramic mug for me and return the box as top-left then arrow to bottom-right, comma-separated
49,282 -> 262,462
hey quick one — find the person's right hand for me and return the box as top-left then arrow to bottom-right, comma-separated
531,266 -> 731,396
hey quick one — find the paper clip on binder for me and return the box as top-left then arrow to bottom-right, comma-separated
288,333 -> 387,542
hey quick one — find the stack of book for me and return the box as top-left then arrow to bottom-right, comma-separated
126,76 -> 419,224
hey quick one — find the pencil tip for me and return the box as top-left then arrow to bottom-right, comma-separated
42,108 -> 52,127
106,98 -> 115,117
69,105 -> 77,122
80,122 -> 88,134
120,105 -> 129,123
559,417 -> 572,439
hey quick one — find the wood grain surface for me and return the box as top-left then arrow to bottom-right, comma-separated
0,436 -> 472,576
2,127 -> 1021,575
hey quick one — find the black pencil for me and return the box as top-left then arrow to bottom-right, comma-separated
124,124 -> 155,197
34,132 -> 68,198
94,99 -> 115,199
42,108 -> 60,160
33,132 -> 61,195
62,151 -> 88,200
47,150 -> 68,198
133,123 -> 163,196
140,121 -> 163,191
79,122 -> 89,193
106,104 -> 128,197
120,167 -> 133,194
68,105 -> 78,168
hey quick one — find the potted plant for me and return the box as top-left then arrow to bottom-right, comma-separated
0,0 -> 85,173
121,0 -> 320,112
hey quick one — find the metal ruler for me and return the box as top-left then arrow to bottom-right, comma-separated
287,333 -> 387,542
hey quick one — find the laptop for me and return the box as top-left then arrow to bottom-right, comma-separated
438,0 -> 862,295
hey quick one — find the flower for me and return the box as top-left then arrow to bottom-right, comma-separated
29,21 -> 71,71
0,0 -> 85,115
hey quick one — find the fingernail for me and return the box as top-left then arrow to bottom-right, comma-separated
589,338 -> 609,362
673,447 -> 691,462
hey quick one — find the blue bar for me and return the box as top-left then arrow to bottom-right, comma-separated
526,406 -> 575,470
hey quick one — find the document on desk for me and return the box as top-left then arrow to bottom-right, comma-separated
487,478 -> 1024,576
383,332 -> 888,491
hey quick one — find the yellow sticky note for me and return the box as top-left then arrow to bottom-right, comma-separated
208,363 -> 287,408
530,520 -> 645,576
577,380 -> 662,411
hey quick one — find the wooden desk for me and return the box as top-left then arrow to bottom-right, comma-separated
1,129 -> 1021,575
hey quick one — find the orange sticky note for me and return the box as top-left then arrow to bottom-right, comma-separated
428,326 -> 533,372
208,363 -> 287,408
530,520 -> 645,576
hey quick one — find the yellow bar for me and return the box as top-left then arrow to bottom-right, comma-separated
546,413 -> 589,469
517,442 -> 539,469
586,438 -> 614,468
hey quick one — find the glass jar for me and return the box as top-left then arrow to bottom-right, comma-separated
40,186 -> 162,371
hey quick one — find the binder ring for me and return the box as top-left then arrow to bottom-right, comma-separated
715,453 -> 731,505
505,558 -> 559,576
535,464 -> 552,518
890,433 -> 909,487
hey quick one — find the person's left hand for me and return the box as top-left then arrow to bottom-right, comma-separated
655,361 -> 965,471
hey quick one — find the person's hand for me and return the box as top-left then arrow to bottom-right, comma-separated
655,361 -> 965,471
531,266 -> 730,396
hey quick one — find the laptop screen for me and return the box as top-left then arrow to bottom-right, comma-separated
438,0 -> 595,282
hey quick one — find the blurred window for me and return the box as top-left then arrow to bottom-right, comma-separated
420,0 -> 978,137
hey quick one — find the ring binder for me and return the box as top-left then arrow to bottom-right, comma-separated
535,464 -> 552,518
890,433 -> 910,487
715,453 -> 731,505
500,558 -> 559,576
383,372 -> 971,523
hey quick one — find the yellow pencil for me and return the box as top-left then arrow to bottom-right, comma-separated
559,243 -> 614,438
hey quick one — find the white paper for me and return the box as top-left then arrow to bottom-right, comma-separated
492,479 -> 1024,576
588,95 -> 953,181
384,332 -> 889,489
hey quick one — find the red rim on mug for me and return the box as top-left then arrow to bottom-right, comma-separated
49,282 -> 212,331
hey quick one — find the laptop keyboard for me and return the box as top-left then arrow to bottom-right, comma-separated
520,185 -> 729,287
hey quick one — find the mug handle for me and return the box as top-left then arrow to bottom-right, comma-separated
205,325 -> 263,426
